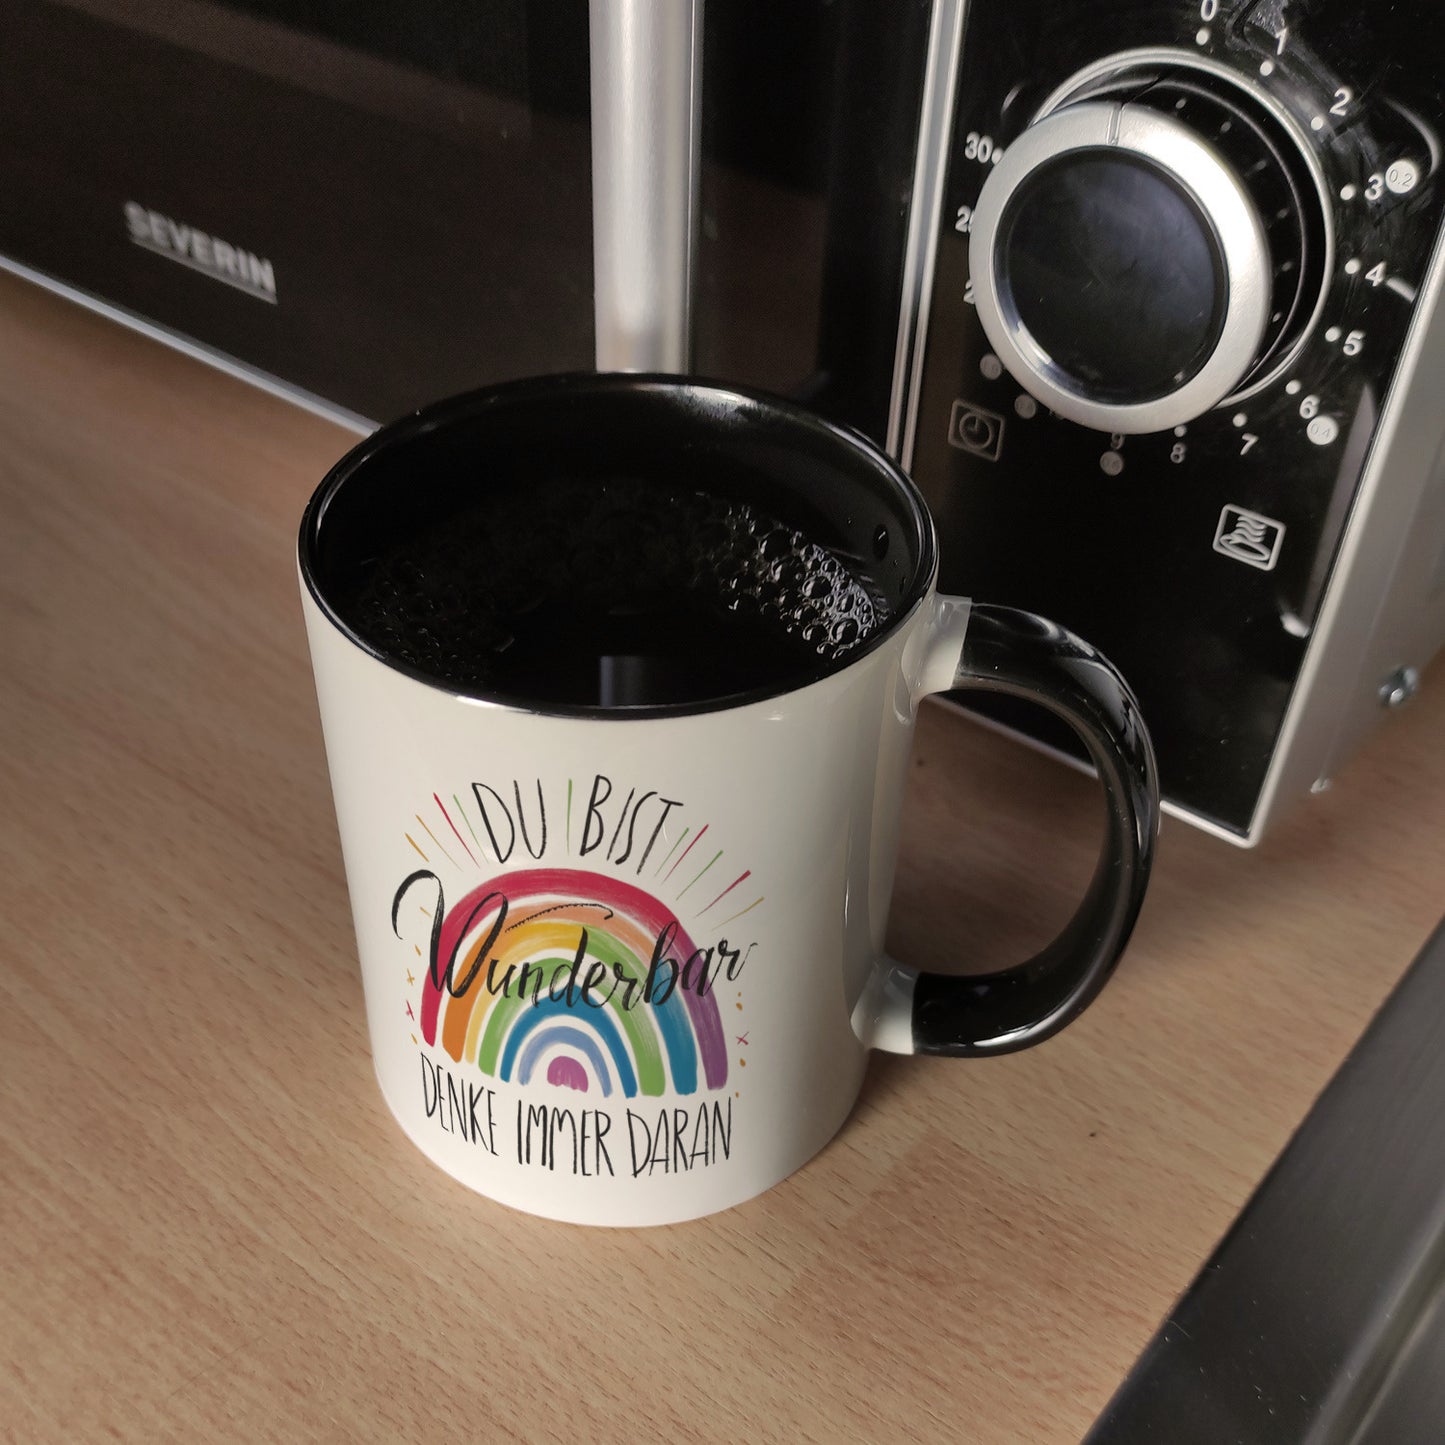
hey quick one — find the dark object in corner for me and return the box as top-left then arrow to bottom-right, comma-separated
1090,916 -> 1445,1444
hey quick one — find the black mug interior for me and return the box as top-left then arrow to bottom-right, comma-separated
300,374 -> 936,714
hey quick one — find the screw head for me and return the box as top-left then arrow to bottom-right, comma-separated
1379,665 -> 1421,709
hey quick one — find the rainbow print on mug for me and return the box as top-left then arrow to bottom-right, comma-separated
408,860 -> 736,1097
385,774 -> 755,1191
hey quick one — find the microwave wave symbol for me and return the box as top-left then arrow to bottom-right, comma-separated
1214,506 -> 1286,572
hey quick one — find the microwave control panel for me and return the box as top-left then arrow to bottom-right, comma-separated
908,0 -> 1445,837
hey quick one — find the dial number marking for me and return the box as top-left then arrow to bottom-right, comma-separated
1330,87 -> 1354,117
1386,160 -> 1420,195
963,132 -> 1005,166
1240,432 -> 1260,454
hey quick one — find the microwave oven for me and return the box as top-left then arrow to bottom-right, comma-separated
5,0 -> 1443,845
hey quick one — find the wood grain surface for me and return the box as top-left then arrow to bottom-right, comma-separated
2,269 -> 1442,1443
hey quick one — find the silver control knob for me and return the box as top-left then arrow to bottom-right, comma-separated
968,100 -> 1273,434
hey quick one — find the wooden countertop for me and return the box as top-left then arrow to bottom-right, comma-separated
3,270 -> 1442,1442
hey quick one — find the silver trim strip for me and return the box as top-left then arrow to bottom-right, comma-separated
588,0 -> 702,373
1248,216 -> 1445,840
889,0 -> 969,463
0,253 -> 374,435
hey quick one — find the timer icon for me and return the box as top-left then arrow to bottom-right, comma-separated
947,400 -> 1006,461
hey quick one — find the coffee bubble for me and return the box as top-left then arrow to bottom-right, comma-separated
345,477 -> 890,702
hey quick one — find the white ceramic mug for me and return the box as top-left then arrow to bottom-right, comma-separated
299,375 -> 1158,1226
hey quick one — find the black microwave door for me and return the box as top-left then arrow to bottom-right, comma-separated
1,0 -> 926,437
0,0 -> 597,421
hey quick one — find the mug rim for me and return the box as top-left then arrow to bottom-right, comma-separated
298,372 -> 939,719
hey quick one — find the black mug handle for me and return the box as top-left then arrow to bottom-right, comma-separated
858,602 -> 1160,1057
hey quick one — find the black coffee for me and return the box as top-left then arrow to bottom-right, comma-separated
340,477 -> 888,707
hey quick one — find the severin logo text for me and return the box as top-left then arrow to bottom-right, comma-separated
123,202 -> 277,304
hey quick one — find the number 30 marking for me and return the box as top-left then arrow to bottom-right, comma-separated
963,131 -> 995,163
